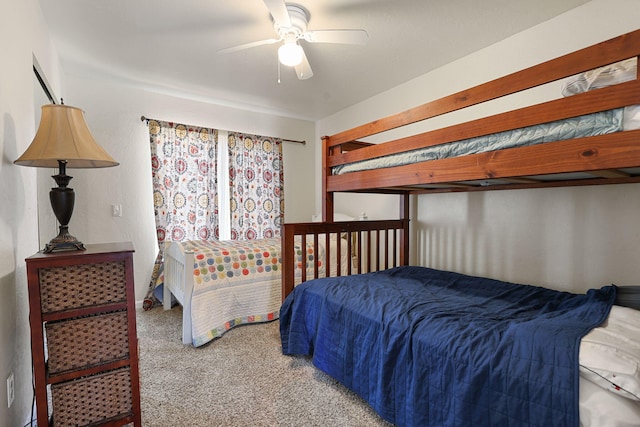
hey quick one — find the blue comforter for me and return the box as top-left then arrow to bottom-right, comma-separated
280,266 -> 615,427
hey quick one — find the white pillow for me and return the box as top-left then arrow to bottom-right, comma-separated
623,105 -> 640,131
579,305 -> 640,401
562,58 -> 637,97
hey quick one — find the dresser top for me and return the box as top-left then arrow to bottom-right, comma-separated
27,241 -> 134,261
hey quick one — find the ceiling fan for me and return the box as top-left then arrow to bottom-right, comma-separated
219,0 -> 368,80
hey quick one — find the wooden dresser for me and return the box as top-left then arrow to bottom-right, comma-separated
26,242 -> 141,426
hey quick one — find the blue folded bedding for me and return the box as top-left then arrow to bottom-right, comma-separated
280,266 -> 615,427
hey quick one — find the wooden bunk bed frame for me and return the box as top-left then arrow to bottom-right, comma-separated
281,212 -> 410,298
282,29 -> 640,299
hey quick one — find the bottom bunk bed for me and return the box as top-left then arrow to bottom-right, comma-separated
277,30 -> 640,427
280,266 -> 640,427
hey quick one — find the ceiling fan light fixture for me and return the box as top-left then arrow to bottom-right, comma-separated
278,42 -> 303,67
219,1 -> 368,80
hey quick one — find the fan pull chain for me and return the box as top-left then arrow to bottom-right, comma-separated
277,57 -> 281,84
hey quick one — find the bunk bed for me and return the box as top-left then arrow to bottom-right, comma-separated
279,30 -> 640,427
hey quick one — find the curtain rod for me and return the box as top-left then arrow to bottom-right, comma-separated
140,116 -> 306,145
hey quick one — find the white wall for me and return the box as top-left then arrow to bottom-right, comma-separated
57,73 -> 316,304
1,2 -> 638,424
0,0 -> 63,425
318,0 -> 640,293
1,1 -> 314,422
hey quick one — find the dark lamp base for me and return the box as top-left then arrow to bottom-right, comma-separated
44,160 -> 86,254
43,226 -> 86,253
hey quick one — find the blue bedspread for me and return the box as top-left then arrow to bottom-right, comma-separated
280,266 -> 615,427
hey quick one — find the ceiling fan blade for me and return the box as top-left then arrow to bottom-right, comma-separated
295,49 -> 313,80
263,0 -> 291,28
303,29 -> 368,45
218,38 -> 280,54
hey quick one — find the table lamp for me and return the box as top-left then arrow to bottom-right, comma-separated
14,103 -> 119,253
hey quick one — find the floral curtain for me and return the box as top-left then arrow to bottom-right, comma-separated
143,119 -> 219,309
228,132 -> 284,240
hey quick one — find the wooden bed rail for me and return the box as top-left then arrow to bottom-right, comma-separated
320,29 -> 640,195
281,219 -> 410,300
326,30 -> 640,146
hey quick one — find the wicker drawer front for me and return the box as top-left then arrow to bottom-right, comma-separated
46,311 -> 130,375
52,367 -> 133,426
39,261 -> 126,313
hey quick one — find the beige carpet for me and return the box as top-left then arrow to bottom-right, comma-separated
136,307 -> 393,426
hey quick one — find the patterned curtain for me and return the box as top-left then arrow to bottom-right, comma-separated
143,119 -> 219,309
228,132 -> 284,240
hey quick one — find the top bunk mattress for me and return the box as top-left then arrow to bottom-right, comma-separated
333,106 -> 640,176
332,57 -> 639,177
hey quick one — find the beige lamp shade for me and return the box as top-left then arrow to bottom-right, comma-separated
14,104 -> 118,168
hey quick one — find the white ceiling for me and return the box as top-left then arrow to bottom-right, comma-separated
38,0 -> 589,121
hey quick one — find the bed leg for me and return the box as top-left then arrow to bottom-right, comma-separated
182,298 -> 192,345
162,282 -> 171,311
